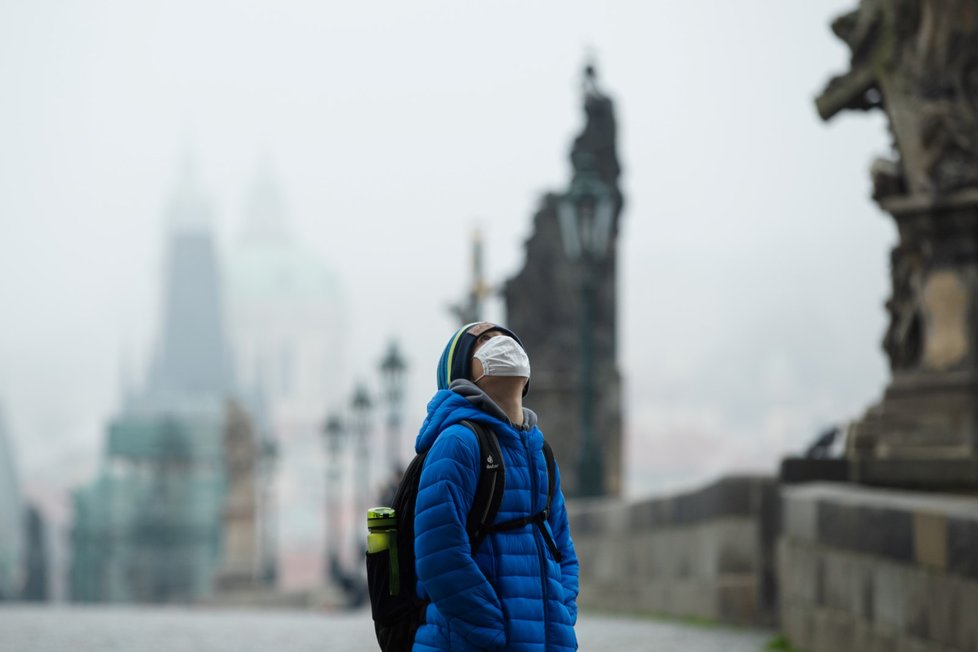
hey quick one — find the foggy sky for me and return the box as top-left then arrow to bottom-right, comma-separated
0,0 -> 893,510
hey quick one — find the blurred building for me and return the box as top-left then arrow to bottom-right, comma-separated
505,65 -> 624,497
20,504 -> 49,601
225,159 -> 347,589
0,402 -> 24,599
71,161 -> 273,603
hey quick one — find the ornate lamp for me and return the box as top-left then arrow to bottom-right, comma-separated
320,414 -> 345,581
349,384 -> 373,544
557,151 -> 616,265
558,150 -> 615,498
322,414 -> 345,458
379,341 -> 407,473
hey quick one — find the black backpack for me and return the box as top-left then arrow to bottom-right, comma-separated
366,419 -> 560,652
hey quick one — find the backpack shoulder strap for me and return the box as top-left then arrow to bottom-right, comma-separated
479,437 -> 564,563
541,439 -> 556,516
460,419 -> 505,553
537,438 -> 562,562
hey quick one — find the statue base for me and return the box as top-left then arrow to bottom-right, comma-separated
846,194 -> 978,490
850,457 -> 978,490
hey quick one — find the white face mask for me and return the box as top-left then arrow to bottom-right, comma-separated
473,335 -> 531,383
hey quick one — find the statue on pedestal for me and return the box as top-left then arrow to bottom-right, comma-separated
215,402 -> 262,591
818,0 -> 978,487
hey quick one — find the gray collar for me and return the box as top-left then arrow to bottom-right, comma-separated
448,379 -> 537,431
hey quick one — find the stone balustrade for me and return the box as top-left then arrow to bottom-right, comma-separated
779,482 -> 978,652
568,475 -> 778,626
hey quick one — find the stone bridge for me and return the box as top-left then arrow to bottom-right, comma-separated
0,604 -> 771,651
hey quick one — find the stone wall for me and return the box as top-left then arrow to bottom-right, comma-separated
570,474 -> 978,650
568,476 -> 778,626
778,483 -> 978,652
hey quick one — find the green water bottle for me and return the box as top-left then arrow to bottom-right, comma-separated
367,507 -> 399,595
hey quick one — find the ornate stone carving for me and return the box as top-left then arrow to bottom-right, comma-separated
920,270 -> 968,370
817,0 -> 978,199
216,401 -> 261,590
882,242 -> 923,371
819,1 -> 978,485
504,64 -> 623,497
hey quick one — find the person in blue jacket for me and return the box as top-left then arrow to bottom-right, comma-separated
413,321 -> 579,651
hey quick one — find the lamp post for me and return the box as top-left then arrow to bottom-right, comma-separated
379,341 -> 407,476
349,384 -> 373,544
321,414 -> 345,582
258,436 -> 278,585
557,149 -> 615,498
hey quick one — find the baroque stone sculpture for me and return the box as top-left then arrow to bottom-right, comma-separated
216,401 -> 262,591
818,0 -> 978,486
504,64 -> 624,497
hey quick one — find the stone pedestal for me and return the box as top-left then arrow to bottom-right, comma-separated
814,0 -> 978,490
850,194 -> 978,489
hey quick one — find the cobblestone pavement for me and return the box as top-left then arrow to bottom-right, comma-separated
0,605 -> 773,652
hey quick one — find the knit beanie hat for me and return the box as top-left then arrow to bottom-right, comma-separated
436,321 -> 529,396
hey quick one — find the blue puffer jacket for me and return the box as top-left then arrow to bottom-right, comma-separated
413,381 -> 579,651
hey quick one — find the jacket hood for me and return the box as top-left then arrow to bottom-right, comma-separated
415,380 -> 538,453
436,322 -> 529,397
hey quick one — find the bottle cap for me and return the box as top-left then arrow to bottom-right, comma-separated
367,506 -> 396,530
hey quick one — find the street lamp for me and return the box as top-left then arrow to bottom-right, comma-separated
349,384 -> 373,545
379,340 -> 407,475
557,149 -> 615,498
321,414 -> 345,582
258,435 -> 278,585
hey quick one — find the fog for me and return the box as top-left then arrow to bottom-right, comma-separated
0,0 -> 891,523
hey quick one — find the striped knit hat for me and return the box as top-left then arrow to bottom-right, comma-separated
436,321 -> 529,396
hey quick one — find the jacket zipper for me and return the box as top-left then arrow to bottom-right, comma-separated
522,432 -> 550,649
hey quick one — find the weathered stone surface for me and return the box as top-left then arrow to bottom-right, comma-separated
777,538 -> 819,605
779,482 -> 978,651
215,401 -> 263,592
921,271 -> 969,370
947,516 -> 978,581
817,0 -> 978,197
569,476 -> 776,625
782,482 -> 978,565
504,64 -> 623,498
870,557 -> 909,632
913,512 -> 948,570
819,502 -> 915,562
780,602 -> 814,651
919,572 -> 957,648
822,549 -> 873,617
780,539 -> 978,652
811,608 -> 855,652
853,458 -> 978,490
781,457 -> 850,484
953,577 -> 978,652
819,0 -> 978,485
782,486 -> 818,542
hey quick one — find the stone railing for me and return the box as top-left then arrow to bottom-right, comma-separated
568,475 -> 778,625
567,472 -> 978,651
778,482 -> 978,652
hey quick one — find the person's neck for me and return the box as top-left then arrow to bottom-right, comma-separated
478,378 -> 525,426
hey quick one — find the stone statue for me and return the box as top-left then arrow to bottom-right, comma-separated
504,62 -> 624,497
818,0 -> 978,486
573,63 -> 622,222
216,401 -> 261,591
817,0 -> 978,198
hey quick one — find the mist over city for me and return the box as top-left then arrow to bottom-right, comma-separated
9,2 -> 971,651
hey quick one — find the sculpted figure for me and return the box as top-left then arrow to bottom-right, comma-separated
817,0 -> 978,199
